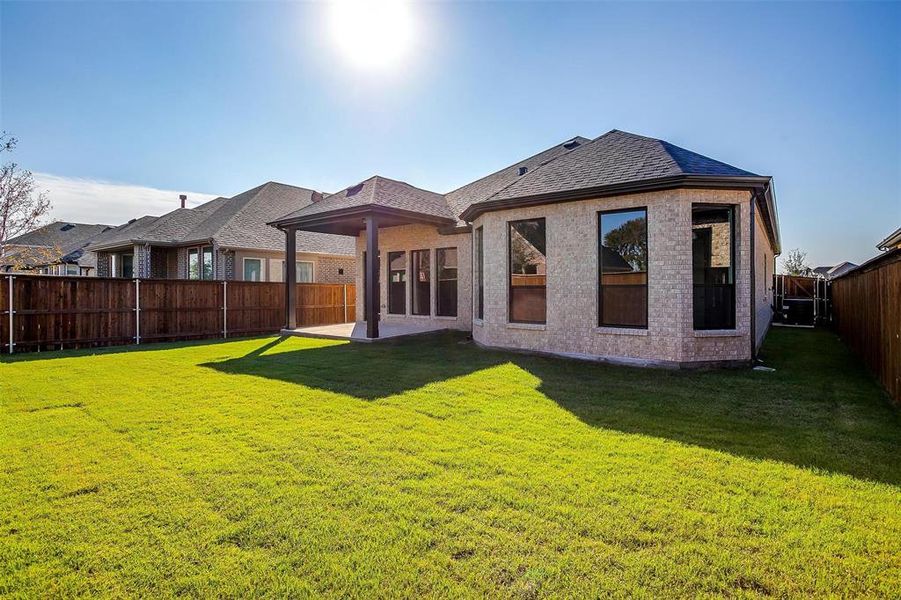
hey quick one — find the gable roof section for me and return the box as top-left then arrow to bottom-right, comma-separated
85,215 -> 160,250
3,221 -> 112,250
276,175 -> 455,224
185,181 -> 354,255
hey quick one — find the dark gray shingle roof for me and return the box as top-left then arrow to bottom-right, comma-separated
278,176 -> 455,223
486,130 -> 758,204
2,221 -> 113,267
85,215 -> 160,250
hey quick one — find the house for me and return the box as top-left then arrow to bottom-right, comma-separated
270,129 -> 781,368
1,221 -> 113,276
85,182 -> 355,283
812,262 -> 858,280
876,226 -> 901,251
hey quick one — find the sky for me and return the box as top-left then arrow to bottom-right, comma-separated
1,1 -> 898,267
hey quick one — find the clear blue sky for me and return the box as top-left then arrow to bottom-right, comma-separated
1,1 -> 898,266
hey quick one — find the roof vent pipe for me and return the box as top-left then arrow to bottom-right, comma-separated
179,194 -> 187,209
518,166 -> 528,176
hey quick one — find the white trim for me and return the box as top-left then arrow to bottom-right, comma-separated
241,256 -> 265,282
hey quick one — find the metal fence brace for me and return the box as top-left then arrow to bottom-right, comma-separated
7,275 -> 14,354
222,280 -> 228,339
134,278 -> 141,344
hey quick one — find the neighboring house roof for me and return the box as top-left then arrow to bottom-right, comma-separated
1,221 -> 113,268
812,262 -> 858,279
86,183 -> 355,256
877,226 -> 901,251
278,176 -> 456,223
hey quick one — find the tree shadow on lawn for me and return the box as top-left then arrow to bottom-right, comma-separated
202,329 -> 901,487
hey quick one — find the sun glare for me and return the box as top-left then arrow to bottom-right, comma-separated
328,0 -> 417,71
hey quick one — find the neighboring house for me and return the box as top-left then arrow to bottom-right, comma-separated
876,226 -> 901,251
812,262 -> 858,280
85,182 -> 355,283
271,129 -> 781,367
1,221 -> 113,276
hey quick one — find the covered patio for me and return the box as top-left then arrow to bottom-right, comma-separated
268,176 -> 461,340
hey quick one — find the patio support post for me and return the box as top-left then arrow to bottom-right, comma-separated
285,227 -> 297,329
365,215 -> 379,339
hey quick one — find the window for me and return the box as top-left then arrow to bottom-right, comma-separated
296,262 -> 314,283
188,246 -> 214,280
692,205 -> 736,329
437,248 -> 458,317
508,218 -> 546,324
387,251 -> 406,314
599,208 -> 648,328
65,264 -> 79,276
244,258 -> 263,281
121,254 -> 134,279
475,227 -> 484,320
411,249 -> 430,316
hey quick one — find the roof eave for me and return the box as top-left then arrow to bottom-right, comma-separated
269,204 -> 456,231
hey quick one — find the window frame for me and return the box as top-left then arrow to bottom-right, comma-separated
598,207 -> 649,329
187,245 -> 215,280
475,226 -> 484,320
296,260 -> 314,283
436,247 -> 458,318
242,257 -> 264,282
691,203 -> 737,331
410,248 -> 431,316
121,253 -> 134,279
507,217 -> 547,325
387,251 -> 407,315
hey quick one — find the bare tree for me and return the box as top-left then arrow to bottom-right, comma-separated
782,248 -> 811,276
0,132 -> 56,269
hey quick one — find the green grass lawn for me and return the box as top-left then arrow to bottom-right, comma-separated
1,327 -> 899,598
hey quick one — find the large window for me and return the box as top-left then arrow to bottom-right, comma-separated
508,218 -> 546,324
188,246 -> 214,280
121,253 -> 134,279
599,208 -> 648,328
411,249 -> 430,316
296,262 -> 313,283
437,248 -> 458,317
388,251 -> 406,315
692,205 -> 736,329
475,227 -> 484,320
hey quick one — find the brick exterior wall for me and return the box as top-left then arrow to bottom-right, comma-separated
150,247 -> 169,278
355,224 -> 472,332
317,256 -> 356,284
754,209 -> 775,350
96,252 -> 111,277
176,247 -> 188,279
134,244 -> 151,279
468,188 -> 761,366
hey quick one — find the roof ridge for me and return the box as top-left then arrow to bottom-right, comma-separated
480,134 -> 597,204
444,135 -> 589,196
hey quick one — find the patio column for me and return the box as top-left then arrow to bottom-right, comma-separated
365,215 -> 379,339
285,227 -> 297,329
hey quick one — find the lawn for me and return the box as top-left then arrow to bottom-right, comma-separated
1,327 -> 899,598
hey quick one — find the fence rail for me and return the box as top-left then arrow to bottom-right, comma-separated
831,249 -> 900,405
0,274 -> 355,353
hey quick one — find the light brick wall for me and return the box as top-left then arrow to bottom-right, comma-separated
355,224 -> 472,332
471,188 -> 756,366
754,209 -> 775,350
134,244 -> 151,279
318,255 -> 356,284
96,252 -> 111,277
231,248 -> 355,283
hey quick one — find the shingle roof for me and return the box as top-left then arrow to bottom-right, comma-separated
445,136 -> 591,221
486,129 -> 758,204
185,181 -> 355,255
85,215 -> 160,250
2,221 -> 113,268
277,175 -> 456,223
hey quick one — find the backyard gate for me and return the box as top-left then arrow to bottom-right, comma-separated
772,274 -> 830,326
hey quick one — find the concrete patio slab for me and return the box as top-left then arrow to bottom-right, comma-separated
281,321 -> 448,342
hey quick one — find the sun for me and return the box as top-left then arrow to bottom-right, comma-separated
327,0 -> 418,71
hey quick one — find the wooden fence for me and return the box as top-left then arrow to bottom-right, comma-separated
830,249 -> 900,405
0,274 -> 355,353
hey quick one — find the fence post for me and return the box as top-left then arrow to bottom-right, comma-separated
343,284 -> 348,323
222,280 -> 228,339
134,278 -> 141,345
7,275 -> 13,354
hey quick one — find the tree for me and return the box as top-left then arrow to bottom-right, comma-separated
782,248 -> 811,276
603,217 -> 647,271
0,132 -> 55,269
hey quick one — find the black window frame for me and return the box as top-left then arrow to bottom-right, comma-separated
387,251 -> 407,315
436,247 -> 458,317
598,207 -> 649,329
411,249 -> 431,316
475,226 -> 484,320
508,217 -> 547,325
692,203 -> 737,330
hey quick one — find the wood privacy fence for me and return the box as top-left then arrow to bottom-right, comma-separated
830,249 -> 900,405
0,274 -> 355,354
